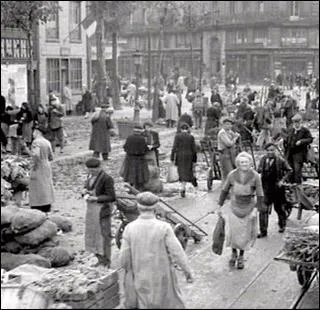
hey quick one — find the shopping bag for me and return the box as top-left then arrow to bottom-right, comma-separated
212,215 -> 225,255
166,163 -> 179,183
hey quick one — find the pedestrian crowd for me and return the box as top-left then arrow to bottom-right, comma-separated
1,70 -> 319,309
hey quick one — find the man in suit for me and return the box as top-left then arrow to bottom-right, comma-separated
143,122 -> 160,167
257,143 -> 292,235
284,113 -> 313,184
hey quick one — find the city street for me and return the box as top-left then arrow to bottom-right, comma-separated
44,93 -> 318,309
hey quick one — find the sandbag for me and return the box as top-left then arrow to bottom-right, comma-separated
2,241 -> 23,254
11,208 -> 47,235
38,246 -> 72,267
48,215 -> 72,233
1,205 -> 19,226
1,252 -> 51,271
14,220 -> 58,247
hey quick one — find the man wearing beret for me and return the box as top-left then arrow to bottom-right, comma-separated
142,121 -> 160,167
283,113 -> 313,184
257,143 -> 292,235
121,124 -> 149,191
83,157 -> 116,268
120,191 -> 193,309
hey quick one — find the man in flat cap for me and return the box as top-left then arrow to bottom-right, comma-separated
217,117 -> 240,185
142,121 -> 160,167
82,157 -> 116,269
283,113 -> 313,184
121,123 -> 149,191
257,143 -> 292,235
120,191 -> 193,309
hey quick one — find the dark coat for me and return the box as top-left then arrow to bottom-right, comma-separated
82,91 -> 93,113
171,132 -> 197,182
122,132 -> 149,187
205,107 -> 221,135
143,130 -> 160,166
210,93 -> 223,109
258,155 -> 292,200
284,127 -> 313,163
89,110 -> 114,153
84,170 -> 116,218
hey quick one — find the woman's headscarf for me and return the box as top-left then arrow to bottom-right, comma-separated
235,151 -> 253,168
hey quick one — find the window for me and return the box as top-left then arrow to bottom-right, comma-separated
253,29 -> 268,44
164,33 -> 170,48
176,33 -> 187,48
281,28 -> 307,46
47,59 -> 60,93
258,1 -> 264,13
290,1 -> 299,16
70,1 -> 81,42
69,59 -> 82,90
230,2 -> 235,14
236,30 -> 247,44
226,31 -> 237,44
46,11 -> 59,40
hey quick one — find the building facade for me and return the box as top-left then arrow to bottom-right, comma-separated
118,1 -> 319,84
37,1 -> 87,106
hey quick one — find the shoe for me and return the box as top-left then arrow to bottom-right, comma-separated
237,256 -> 244,269
60,149 -> 64,154
180,190 -> 186,198
229,252 -> 237,267
257,232 -> 267,238
279,227 -> 285,233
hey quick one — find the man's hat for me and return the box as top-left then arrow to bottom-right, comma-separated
85,157 -> 101,168
264,142 -> 276,150
143,121 -> 154,128
292,113 -> 302,122
136,191 -> 159,210
221,117 -> 234,124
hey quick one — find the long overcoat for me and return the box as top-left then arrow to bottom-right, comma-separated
163,93 -> 179,121
120,213 -> 192,309
89,110 -> 113,153
29,136 -> 54,207
171,132 -> 197,182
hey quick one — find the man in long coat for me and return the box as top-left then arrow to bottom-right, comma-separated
120,191 -> 193,309
121,124 -> 149,191
89,105 -> 114,160
284,113 -> 313,184
171,123 -> 197,197
163,89 -> 179,128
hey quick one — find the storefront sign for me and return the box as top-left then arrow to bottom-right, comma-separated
1,64 -> 28,108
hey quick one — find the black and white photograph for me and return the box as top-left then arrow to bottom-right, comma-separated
1,1 -> 319,309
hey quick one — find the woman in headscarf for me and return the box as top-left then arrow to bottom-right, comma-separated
217,152 -> 264,269
171,123 -> 197,197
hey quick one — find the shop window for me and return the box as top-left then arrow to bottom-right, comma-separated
46,11 -> 59,41
70,1 -> 81,42
47,59 -> 60,93
70,59 -> 82,91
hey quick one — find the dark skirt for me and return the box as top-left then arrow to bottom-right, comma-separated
176,153 -> 195,182
121,155 -> 149,187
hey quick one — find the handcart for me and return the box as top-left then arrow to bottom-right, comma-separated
200,129 -> 222,191
114,184 -> 208,250
274,223 -> 319,290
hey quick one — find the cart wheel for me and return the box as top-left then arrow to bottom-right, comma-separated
207,168 -> 213,191
115,222 -> 127,249
297,265 -> 313,287
174,223 -> 189,250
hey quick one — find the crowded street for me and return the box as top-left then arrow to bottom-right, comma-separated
1,1 -> 319,309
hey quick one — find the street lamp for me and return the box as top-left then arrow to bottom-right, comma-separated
133,50 -> 144,122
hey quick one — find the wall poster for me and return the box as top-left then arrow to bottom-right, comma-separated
1,63 -> 28,108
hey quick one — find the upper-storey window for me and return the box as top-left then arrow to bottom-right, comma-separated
70,1 -> 81,42
290,1 -> 299,16
46,9 -> 59,41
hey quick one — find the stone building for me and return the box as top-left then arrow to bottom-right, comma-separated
36,1 -> 88,106
118,1 -> 319,84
